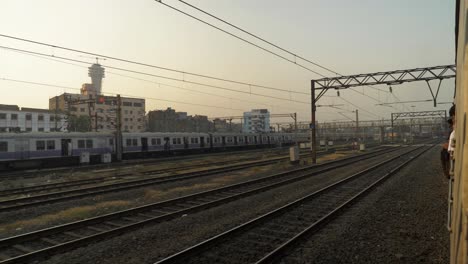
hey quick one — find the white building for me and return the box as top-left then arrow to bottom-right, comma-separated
242,109 -> 270,133
49,93 -> 146,132
0,105 -> 67,133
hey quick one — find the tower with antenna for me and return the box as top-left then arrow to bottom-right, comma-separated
88,57 -> 106,95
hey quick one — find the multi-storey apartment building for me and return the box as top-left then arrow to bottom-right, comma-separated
0,104 -> 67,132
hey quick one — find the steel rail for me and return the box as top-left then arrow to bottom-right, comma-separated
256,145 -> 433,263
154,145 -> 430,264
0,147 -> 402,263
0,146 -> 381,212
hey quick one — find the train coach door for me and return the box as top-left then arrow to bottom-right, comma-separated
183,137 -> 189,149
14,139 -> 30,160
244,136 -> 248,145
164,137 -> 170,151
200,137 -> 205,148
222,136 -> 226,146
141,137 -> 148,152
61,139 -> 72,156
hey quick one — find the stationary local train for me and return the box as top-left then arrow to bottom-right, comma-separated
0,132 -> 308,170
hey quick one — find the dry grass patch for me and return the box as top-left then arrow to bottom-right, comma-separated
317,153 -> 348,163
0,200 -> 131,234
143,175 -> 236,202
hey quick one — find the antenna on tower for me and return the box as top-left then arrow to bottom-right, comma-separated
79,55 -> 107,65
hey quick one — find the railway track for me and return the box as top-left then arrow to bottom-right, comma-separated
0,145 -> 405,263
154,145 -> 432,264
0,147 -> 334,198
0,146 -> 367,212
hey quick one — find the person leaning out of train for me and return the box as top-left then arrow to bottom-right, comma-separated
441,118 -> 452,178
448,105 -> 456,176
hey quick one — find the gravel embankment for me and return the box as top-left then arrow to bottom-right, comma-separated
39,148 -> 406,264
0,148 -> 361,238
279,146 -> 449,264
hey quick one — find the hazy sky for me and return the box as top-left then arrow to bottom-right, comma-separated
0,0 -> 455,123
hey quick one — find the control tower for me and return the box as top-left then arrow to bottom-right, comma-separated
88,63 -> 105,95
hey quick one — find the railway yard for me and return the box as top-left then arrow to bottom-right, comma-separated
0,143 -> 449,264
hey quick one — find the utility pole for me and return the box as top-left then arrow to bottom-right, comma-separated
95,112 -> 98,132
116,95 -> 123,161
355,109 -> 359,141
294,112 -> 298,146
311,80 -> 317,164
55,96 -> 58,131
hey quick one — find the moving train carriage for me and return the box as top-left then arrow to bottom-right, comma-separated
0,132 -> 114,161
122,132 -> 211,153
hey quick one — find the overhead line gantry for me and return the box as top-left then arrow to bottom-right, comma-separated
310,65 -> 456,163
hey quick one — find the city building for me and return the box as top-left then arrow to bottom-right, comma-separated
48,63 -> 145,132
213,118 -> 242,132
147,108 -> 214,132
0,104 -> 67,133
49,93 -> 145,132
242,109 -> 270,133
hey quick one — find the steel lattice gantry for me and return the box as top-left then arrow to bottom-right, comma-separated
390,110 -> 447,143
308,65 -> 456,163
391,110 -> 447,122
314,64 -> 456,105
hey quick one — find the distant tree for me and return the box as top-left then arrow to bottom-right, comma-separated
68,115 -> 91,132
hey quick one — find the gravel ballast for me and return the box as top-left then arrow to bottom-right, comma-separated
279,146 -> 449,264
38,148 -> 406,264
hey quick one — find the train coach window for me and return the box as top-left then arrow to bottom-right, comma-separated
0,113 -> 5,119
86,139 -> 93,148
47,140 -> 55,150
190,138 -> 199,144
126,139 -> 132,146
11,114 -> 17,120
172,138 -> 182,145
151,138 -> 156,145
0,142 -> 7,152
26,114 -> 32,121
227,137 -> 233,143
36,140 -> 46,151
78,140 -> 85,149
109,139 -> 114,146
132,139 -> 138,146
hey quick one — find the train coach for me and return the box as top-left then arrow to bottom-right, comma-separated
0,131 -> 305,170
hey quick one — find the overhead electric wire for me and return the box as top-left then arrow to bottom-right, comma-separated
153,1 -> 325,77
0,33 -> 308,95
175,0 -> 339,76
337,96 -> 382,119
156,0 -> 413,116
3,45 -> 309,113
376,99 -> 433,105
0,77 -> 244,111
0,45 -> 310,105
5,46 -> 275,108
162,0 -> 392,96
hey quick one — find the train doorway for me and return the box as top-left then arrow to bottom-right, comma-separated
61,139 -> 72,156
141,137 -> 148,152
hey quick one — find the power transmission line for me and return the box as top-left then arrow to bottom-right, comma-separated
159,0 -> 391,95
0,45 -> 310,104
153,1 -> 325,77
155,1 -> 406,112
0,33 -> 308,95
0,77 -> 245,111
174,0 -> 339,76
4,45 -> 309,113
5,46 -> 278,108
